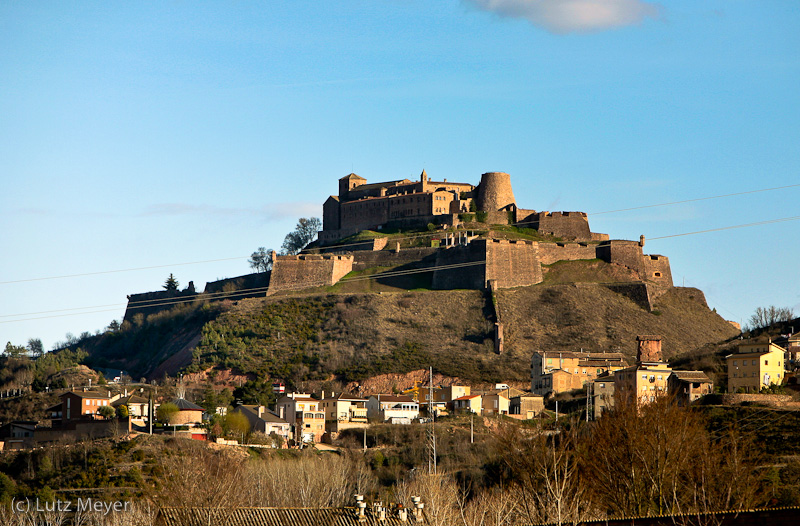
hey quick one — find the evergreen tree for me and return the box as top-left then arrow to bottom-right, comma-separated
163,273 -> 179,291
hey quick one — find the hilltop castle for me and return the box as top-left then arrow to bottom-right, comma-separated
267,170 -> 672,304
123,170 -> 674,322
320,170 -> 606,245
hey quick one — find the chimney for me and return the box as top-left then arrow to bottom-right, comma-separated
636,336 -> 663,364
322,390 -> 325,400
398,506 -> 408,522
258,406 -> 264,418
412,496 -> 424,523
354,495 -> 366,522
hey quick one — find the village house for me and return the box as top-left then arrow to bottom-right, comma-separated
531,350 -> 628,396
614,336 -> 673,405
726,340 -> 785,393
276,393 -> 326,443
414,387 -> 447,416
774,331 -> 800,369
56,390 -> 113,425
591,373 -> 616,419
509,392 -> 544,419
452,394 -> 482,414
668,370 -> 714,405
319,392 -> 368,437
163,398 -> 207,440
235,405 -> 291,442
111,393 -> 151,421
366,394 -> 419,424
481,392 -> 510,415
0,421 -> 36,451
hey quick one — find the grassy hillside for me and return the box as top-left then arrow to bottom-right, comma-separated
498,285 -> 739,360
73,252 -> 739,386
175,282 -> 738,387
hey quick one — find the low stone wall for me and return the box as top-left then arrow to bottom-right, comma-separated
538,242 -> 598,265
123,288 -> 199,323
722,393 -> 799,408
203,272 -> 270,299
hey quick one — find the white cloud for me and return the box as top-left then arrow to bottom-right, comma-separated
464,0 -> 661,34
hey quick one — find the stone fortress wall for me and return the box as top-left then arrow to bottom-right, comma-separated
266,253 -> 353,296
124,170 -> 674,318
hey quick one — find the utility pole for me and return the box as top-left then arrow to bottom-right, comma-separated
586,382 -> 590,422
427,366 -> 437,475
148,390 -> 153,435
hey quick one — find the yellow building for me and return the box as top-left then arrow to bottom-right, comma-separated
726,341 -> 785,393
613,336 -> 672,406
531,350 -> 628,396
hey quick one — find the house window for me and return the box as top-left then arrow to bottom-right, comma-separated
765,360 -> 768,366
752,360 -> 757,366
733,360 -> 737,366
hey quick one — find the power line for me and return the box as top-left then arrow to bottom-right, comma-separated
648,216 -> 800,240
3,179 -> 799,285
0,256 -> 247,285
3,210 -> 800,323
590,182 -> 800,216
0,260 -> 489,324
510,182 -> 800,229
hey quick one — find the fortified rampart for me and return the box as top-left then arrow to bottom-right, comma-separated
484,239 -> 543,288
123,284 -> 197,323
352,247 -> 438,272
517,210 -> 593,241
267,254 -> 353,296
203,272 -> 270,298
538,242 -> 598,265
430,242 -> 487,290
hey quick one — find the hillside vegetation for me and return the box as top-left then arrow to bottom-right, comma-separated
173,282 -> 738,387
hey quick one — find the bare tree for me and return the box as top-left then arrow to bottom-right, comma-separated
240,451 -> 375,508
157,442 -> 246,526
395,472 -> 462,526
583,395 -> 766,520
499,421 -> 592,525
747,305 -> 795,331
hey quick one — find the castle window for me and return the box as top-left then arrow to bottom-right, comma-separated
654,272 -> 662,277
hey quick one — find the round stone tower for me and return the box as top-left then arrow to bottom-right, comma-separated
476,172 -> 516,212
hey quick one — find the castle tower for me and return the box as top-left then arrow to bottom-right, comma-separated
338,173 -> 366,199
636,335 -> 663,364
476,172 -> 516,212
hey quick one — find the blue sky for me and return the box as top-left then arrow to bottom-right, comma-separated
1,1 -> 799,351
